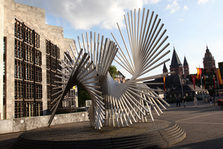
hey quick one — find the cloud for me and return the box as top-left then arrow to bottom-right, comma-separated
183,5 -> 188,11
166,0 -> 180,14
144,0 -> 161,4
16,0 -> 160,30
198,0 -> 209,4
178,18 -> 184,22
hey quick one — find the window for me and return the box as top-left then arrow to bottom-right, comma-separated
14,19 -> 42,118
46,40 -> 61,106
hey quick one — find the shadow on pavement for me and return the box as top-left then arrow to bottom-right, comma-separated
167,104 -> 222,113
0,138 -> 17,149
169,137 -> 223,149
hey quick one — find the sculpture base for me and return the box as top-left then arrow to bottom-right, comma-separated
13,120 -> 186,149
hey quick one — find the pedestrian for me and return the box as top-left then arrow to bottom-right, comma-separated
194,95 -> 198,107
176,96 -> 179,107
182,96 -> 186,107
176,95 -> 181,107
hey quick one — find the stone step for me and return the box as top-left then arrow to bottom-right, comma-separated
12,121 -> 186,149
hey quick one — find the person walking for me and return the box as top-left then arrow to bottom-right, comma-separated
176,95 -> 181,107
194,95 -> 198,107
182,96 -> 186,108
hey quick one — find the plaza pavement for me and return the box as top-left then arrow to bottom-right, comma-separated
156,101 -> 223,149
0,101 -> 222,149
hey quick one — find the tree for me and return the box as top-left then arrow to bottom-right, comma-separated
78,65 -> 118,107
77,84 -> 91,107
109,65 -> 118,79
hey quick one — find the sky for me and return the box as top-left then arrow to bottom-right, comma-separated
15,0 -> 223,78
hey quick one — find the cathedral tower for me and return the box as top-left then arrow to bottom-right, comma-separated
203,46 -> 216,73
163,63 -> 168,74
170,48 -> 183,76
183,56 -> 189,78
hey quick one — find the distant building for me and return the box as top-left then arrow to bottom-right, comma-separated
114,71 -> 126,83
203,46 -> 216,73
146,48 -> 208,102
218,62 -> 223,78
170,48 -> 183,76
183,57 -> 189,78
163,63 -> 168,74
169,48 -> 189,78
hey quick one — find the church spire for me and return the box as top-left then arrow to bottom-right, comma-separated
183,56 -> 189,78
170,48 -> 182,68
163,63 -> 168,73
170,48 -> 183,76
183,56 -> 188,66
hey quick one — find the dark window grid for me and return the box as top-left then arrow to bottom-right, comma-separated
35,50 -> 42,66
15,102 -> 19,118
24,27 -> 28,43
45,40 -> 61,106
14,80 -> 23,99
46,55 -> 51,69
56,47 -> 60,59
34,66 -> 42,83
25,102 -> 29,117
31,65 -> 35,81
17,80 -> 20,99
35,84 -> 42,99
47,85 -> 51,99
46,40 -> 49,54
15,21 -> 34,47
15,80 -> 17,99
15,59 -> 23,79
46,40 -> 51,55
15,39 -> 23,59
15,39 -> 18,58
25,45 -> 28,62
28,30 -> 32,45
36,102 -> 42,116
51,45 -> 56,57
15,20 -> 22,39
47,70 -> 50,84
31,84 -> 34,99
24,44 -> 33,63
15,60 -> 18,78
34,33 -> 40,48
20,80 -> 23,99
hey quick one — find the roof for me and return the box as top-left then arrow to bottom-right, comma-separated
183,56 -> 188,66
117,71 -> 125,78
163,63 -> 168,73
170,48 -> 182,68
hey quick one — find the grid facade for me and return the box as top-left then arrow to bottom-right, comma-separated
14,19 -> 42,118
46,40 -> 62,110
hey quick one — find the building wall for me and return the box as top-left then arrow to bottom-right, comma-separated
0,0 -> 4,120
4,0 -> 16,119
0,112 -> 89,134
183,65 -> 189,78
170,66 -> 183,76
219,62 -> 223,78
2,0 -> 77,119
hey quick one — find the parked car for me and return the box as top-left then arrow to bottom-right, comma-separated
217,99 -> 223,106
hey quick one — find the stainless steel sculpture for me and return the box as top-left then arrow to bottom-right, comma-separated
48,8 -> 171,130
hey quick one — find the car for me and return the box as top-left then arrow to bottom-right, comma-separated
217,99 -> 223,106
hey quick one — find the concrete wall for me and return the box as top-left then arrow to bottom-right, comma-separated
4,0 -> 16,119
0,0 -> 4,120
0,112 -> 89,134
